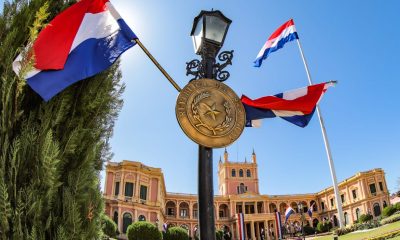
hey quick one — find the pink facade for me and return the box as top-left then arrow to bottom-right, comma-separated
104,152 -> 390,240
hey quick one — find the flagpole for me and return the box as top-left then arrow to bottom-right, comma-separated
133,39 -> 182,92
296,39 -> 344,228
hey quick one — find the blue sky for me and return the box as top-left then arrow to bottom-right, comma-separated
106,0 -> 400,195
2,0 -> 400,195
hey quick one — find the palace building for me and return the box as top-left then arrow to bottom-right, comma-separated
103,150 -> 390,239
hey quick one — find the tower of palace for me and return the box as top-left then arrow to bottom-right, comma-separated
103,150 -> 390,240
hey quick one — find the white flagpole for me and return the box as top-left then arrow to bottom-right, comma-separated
296,38 -> 344,228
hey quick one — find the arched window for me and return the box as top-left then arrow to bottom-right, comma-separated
238,183 -> 246,194
239,169 -> 244,177
138,215 -> 146,221
231,169 -> 236,177
373,203 -> 381,217
355,208 -> 361,221
246,169 -> 251,177
383,201 -> 387,208
113,211 -> 118,225
123,213 -> 132,233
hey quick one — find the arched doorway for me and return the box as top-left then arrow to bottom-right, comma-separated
113,211 -> 118,225
290,202 -> 298,213
344,212 -> 349,226
373,203 -> 381,217
332,215 -> 338,227
269,203 -> 277,213
310,200 -> 318,211
279,202 -> 288,215
122,212 -> 132,233
138,215 -> 146,221
355,208 -> 361,221
313,219 -> 319,228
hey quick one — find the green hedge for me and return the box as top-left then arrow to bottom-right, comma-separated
334,222 -> 380,236
380,212 -> 400,225
382,205 -> 397,218
126,221 -> 162,240
359,213 -> 373,223
164,227 -> 189,240
101,214 -> 118,238
316,221 -> 332,233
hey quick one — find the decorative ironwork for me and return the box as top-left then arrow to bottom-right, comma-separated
214,50 -> 233,82
186,59 -> 205,81
186,50 -> 234,82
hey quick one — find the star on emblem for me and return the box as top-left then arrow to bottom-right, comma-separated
201,102 -> 220,120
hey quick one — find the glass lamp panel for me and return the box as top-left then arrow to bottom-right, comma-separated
191,17 -> 203,53
204,15 -> 228,44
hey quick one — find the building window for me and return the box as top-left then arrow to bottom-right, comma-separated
352,189 -> 357,199
369,183 -> 377,195
344,212 -> 349,226
246,169 -> 251,177
167,208 -> 175,216
341,194 -> 345,203
379,182 -> 384,191
180,209 -> 188,218
114,182 -> 120,196
321,202 -> 325,211
330,198 -> 334,207
124,182 -> 134,197
138,215 -> 146,221
239,169 -> 244,177
383,201 -> 387,208
232,169 -> 236,177
140,185 -> 148,200
193,210 -> 198,218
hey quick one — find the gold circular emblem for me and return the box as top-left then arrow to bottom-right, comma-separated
175,78 -> 245,148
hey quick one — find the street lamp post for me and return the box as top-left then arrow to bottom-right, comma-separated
298,202 -> 305,240
187,10 -> 232,240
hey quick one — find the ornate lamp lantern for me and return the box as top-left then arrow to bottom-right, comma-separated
190,10 -> 232,56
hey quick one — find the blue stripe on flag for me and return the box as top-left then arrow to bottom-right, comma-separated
254,32 -> 299,67
27,29 -> 135,101
281,107 -> 316,127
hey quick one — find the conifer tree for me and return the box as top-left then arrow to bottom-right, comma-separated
0,0 -> 125,239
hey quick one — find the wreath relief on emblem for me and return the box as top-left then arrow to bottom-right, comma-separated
191,91 -> 232,136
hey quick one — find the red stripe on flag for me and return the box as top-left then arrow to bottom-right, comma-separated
33,0 -> 109,70
268,19 -> 295,40
241,82 -> 327,114
237,214 -> 242,240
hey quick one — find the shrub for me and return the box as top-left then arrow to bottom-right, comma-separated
216,230 -> 224,240
101,214 -> 118,238
164,227 -> 189,240
126,221 -> 161,240
359,213 -> 373,223
380,212 -> 400,225
395,202 -> 400,211
316,221 -> 332,233
382,205 -> 397,218
303,225 -> 315,235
